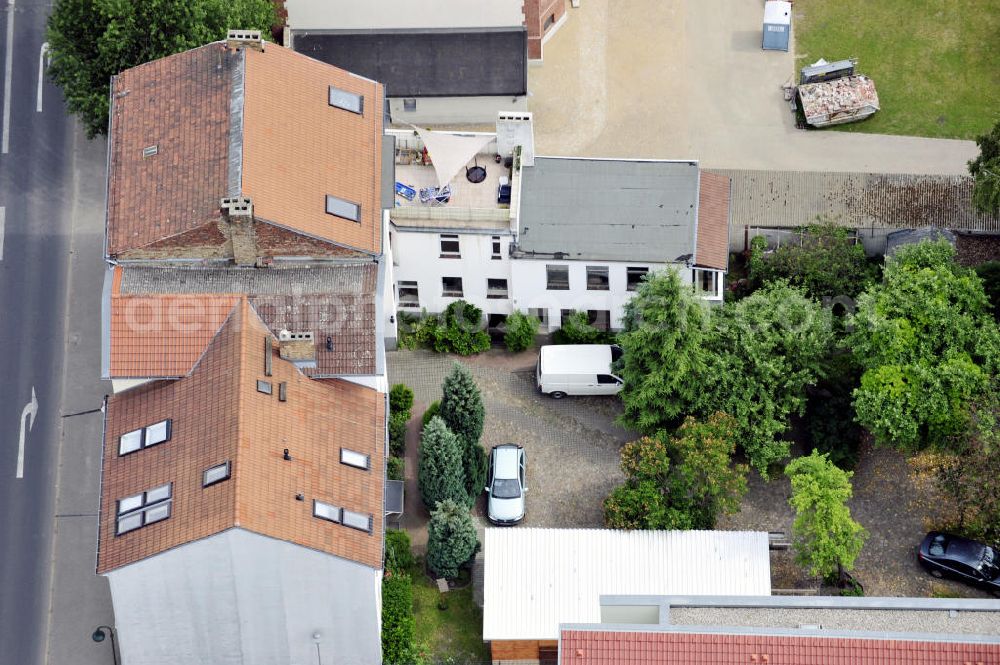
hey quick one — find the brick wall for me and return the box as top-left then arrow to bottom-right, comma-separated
255,221 -> 369,259
524,0 -> 566,60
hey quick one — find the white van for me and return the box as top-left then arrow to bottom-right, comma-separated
535,344 -> 624,398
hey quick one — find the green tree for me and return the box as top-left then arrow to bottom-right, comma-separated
968,120 -> 1000,216
426,499 -> 478,579
701,281 -> 834,476
431,301 -> 491,355
384,529 -> 415,573
503,311 -> 540,352
440,363 -> 487,504
616,268 -> 711,434
381,573 -> 418,665
417,417 -> 466,511
785,451 -> 868,581
748,221 -> 877,298
47,0 -> 276,138
552,310 -> 610,344
603,414 -> 748,530
849,240 -> 1000,451
975,261 -> 1000,321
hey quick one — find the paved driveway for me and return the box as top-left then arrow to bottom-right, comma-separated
389,349 -> 628,534
529,0 -> 977,174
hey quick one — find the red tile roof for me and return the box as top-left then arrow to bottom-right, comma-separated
559,629 -> 1000,664
98,298 -> 385,574
696,172 -> 731,271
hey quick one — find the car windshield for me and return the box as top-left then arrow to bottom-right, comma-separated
492,478 -> 521,499
982,546 -> 999,577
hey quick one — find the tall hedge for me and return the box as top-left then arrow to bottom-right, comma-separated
417,417 -> 466,511
381,573 -> 418,665
440,363 -> 486,503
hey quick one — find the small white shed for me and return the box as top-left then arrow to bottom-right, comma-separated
762,1 -> 792,51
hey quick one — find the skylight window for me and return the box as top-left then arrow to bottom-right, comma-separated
203,461 -> 231,487
118,420 -> 172,456
328,85 -> 364,115
340,449 -> 370,470
257,380 -> 272,395
325,195 -> 361,223
342,510 -> 372,533
313,500 -> 342,523
116,483 -> 172,535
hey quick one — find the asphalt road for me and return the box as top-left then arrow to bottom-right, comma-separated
0,1 -> 86,663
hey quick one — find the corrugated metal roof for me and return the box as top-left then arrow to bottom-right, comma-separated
482,528 -> 770,641
517,158 -> 701,263
711,169 -> 1000,232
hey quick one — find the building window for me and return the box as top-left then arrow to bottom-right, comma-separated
313,500 -> 342,524
116,483 -> 172,535
440,234 -> 461,258
340,448 -> 370,470
586,266 -> 609,291
529,308 -> 549,326
491,236 -> 502,260
626,266 -> 648,291
257,380 -> 272,395
487,278 -> 509,299
588,310 -> 611,331
560,309 -> 575,327
203,461 -> 231,487
398,281 -> 419,308
442,277 -> 464,297
403,98 -> 417,112
118,419 -> 172,456
342,509 -> 373,533
694,269 -> 718,294
325,194 -> 361,223
328,85 -> 364,115
546,265 -> 570,290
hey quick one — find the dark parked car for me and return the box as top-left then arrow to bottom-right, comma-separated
918,532 -> 1000,597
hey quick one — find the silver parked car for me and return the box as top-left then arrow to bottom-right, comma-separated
486,444 -> 527,525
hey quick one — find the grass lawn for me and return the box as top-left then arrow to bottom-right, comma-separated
793,0 -> 1000,139
407,561 -> 489,663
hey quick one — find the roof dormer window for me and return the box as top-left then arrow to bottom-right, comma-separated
116,483 -> 172,535
328,85 -> 364,115
118,419 -> 172,455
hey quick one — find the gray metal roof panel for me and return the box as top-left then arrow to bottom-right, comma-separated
517,158 -> 699,263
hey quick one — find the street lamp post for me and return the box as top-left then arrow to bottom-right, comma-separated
92,625 -> 119,665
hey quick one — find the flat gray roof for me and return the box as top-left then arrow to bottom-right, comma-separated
516,158 -> 700,263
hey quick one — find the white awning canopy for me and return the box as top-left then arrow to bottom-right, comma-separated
412,126 -> 495,187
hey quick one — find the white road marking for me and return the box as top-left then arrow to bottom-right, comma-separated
16,387 -> 38,478
36,41 -> 48,112
0,206 -> 5,260
2,0 -> 14,153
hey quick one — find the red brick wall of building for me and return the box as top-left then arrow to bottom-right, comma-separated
524,0 -> 567,60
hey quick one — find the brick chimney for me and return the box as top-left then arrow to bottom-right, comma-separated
278,330 -> 316,368
221,196 -> 258,266
227,29 -> 265,52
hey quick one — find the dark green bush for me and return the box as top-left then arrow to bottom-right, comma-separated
976,261 -> 1000,320
552,310 -> 613,345
431,301 -> 491,355
390,383 -> 415,416
385,529 -> 415,572
805,354 -> 863,469
504,311 -> 540,352
421,401 -> 441,430
382,572 -> 418,665
389,413 -> 408,457
387,455 -> 405,481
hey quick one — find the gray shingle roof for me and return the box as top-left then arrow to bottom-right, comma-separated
515,158 -> 700,264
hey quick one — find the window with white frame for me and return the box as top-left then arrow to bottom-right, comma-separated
487,278 -> 508,299
440,234 -> 461,258
325,194 -> 361,223
342,509 -> 372,533
118,419 -> 172,456
203,461 -> 231,487
398,281 -> 419,308
313,500 -> 342,524
546,265 -> 570,290
693,269 -> 718,294
340,448 -> 370,470
586,266 -> 610,291
328,85 -> 364,115
626,266 -> 648,291
491,236 -> 502,260
116,483 -> 172,535
442,276 -> 464,297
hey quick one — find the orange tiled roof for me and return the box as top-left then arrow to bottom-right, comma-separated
98,298 -> 385,573
696,171 -> 731,271
106,41 -> 384,256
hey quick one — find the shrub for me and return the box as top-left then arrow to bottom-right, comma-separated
390,384 -> 415,415
389,413 -> 408,457
387,455 -> 405,481
976,260 -> 1000,320
552,310 -> 611,345
385,529 -> 415,573
426,499 -> 478,579
417,417 -> 467,511
382,572 -> 418,665
504,311 -> 540,352
421,401 -> 441,430
805,354 -> 863,469
433,301 -> 491,355
440,364 -> 487,504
